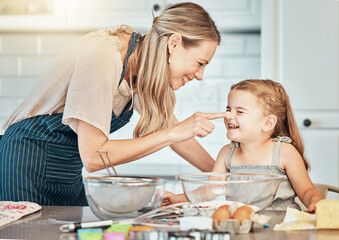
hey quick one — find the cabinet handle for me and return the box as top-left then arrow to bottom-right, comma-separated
303,119 -> 312,127
153,4 -> 160,11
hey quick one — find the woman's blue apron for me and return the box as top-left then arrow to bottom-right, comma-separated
0,32 -> 140,206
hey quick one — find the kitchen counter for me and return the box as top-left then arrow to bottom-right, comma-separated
0,206 -> 338,240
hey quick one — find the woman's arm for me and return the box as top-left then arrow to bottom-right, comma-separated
281,143 -> 324,212
78,112 -> 226,172
169,115 -> 215,172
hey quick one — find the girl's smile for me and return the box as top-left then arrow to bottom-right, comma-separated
225,89 -> 265,143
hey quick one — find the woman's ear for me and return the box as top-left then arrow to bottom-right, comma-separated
168,33 -> 182,53
263,115 -> 277,133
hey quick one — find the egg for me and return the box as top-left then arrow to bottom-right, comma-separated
212,204 -> 231,223
232,205 -> 254,225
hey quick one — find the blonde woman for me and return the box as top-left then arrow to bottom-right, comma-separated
0,2 -> 224,205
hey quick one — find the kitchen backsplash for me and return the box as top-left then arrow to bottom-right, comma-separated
0,31 -> 260,178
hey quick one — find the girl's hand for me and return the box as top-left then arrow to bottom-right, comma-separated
307,203 -> 316,213
169,112 -> 226,143
161,191 -> 187,206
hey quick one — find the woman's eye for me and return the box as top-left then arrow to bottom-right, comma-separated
237,111 -> 243,114
198,62 -> 204,67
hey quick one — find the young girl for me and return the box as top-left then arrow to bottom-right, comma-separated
162,79 -> 323,212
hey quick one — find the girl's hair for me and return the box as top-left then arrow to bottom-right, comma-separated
231,79 -> 309,170
117,2 -> 220,138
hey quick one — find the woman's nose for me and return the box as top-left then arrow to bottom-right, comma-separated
195,68 -> 204,81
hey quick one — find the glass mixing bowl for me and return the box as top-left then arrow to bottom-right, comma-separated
84,176 -> 165,219
176,172 -> 284,211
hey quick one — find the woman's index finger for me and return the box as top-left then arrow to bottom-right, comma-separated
200,112 -> 227,120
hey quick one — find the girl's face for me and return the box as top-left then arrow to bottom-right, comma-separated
225,89 -> 266,143
168,40 -> 218,90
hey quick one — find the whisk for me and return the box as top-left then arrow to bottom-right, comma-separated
96,150 -> 118,176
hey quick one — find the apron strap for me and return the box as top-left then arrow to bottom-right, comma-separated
118,32 -> 141,86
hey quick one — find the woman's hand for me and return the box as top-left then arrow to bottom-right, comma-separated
161,191 -> 188,206
169,112 -> 226,143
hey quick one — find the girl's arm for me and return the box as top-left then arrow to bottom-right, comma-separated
281,143 -> 324,212
77,112 -> 226,172
212,144 -> 231,172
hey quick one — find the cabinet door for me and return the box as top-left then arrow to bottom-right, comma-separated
67,0 -> 166,33
295,112 -> 339,187
280,0 -> 339,110
302,130 -> 339,187
166,0 -> 261,31
0,0 -> 67,31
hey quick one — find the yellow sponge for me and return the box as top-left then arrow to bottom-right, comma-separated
316,199 -> 339,229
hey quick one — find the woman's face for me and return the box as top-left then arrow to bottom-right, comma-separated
168,39 -> 218,90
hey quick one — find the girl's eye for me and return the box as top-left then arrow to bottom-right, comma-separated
198,62 -> 204,67
226,109 -> 231,112
237,111 -> 243,114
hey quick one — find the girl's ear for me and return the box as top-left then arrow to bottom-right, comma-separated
168,33 -> 182,53
263,115 -> 277,132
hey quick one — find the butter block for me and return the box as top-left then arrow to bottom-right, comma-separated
316,199 -> 339,229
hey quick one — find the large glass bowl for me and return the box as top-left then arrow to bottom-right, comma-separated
176,172 -> 284,211
84,176 -> 165,219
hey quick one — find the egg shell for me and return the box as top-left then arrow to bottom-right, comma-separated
232,205 -> 254,225
211,205 -> 231,223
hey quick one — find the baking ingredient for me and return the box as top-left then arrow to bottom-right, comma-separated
212,205 -> 231,223
316,199 -> 339,229
232,205 -> 254,225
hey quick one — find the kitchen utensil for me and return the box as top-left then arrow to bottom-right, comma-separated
59,202 -> 185,233
177,172 -> 284,211
84,176 -> 165,218
96,150 -> 118,176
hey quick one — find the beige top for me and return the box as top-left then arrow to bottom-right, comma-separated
3,29 -> 141,138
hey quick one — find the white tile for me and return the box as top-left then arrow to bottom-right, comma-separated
217,35 -> 245,56
21,56 -> 56,76
0,98 -> 20,118
114,161 -> 140,176
40,34 -> 83,55
137,147 -> 181,165
0,34 -> 38,54
245,36 -> 261,55
0,77 -> 38,97
0,56 -> 18,75
204,57 -> 224,78
223,57 -> 261,78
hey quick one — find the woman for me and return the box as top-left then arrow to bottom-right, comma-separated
0,2 -> 225,205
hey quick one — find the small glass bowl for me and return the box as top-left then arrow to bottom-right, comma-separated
84,176 -> 165,219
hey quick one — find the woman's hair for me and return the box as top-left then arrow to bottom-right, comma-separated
231,79 -> 309,170
120,2 -> 221,138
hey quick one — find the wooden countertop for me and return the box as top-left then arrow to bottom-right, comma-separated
0,206 -> 338,240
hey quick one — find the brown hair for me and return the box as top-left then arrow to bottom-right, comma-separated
131,2 -> 221,137
231,79 -> 309,170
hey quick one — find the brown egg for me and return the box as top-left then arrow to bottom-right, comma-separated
232,205 -> 254,225
212,204 -> 231,223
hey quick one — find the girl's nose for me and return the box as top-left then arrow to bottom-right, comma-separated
225,112 -> 233,120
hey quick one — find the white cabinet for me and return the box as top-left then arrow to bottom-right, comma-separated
0,0 -> 261,32
167,0 -> 261,31
0,0 -> 67,31
261,0 -> 339,187
67,0 -> 166,33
